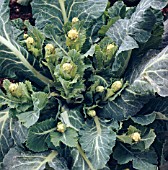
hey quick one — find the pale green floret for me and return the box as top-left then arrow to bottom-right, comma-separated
62,63 -> 73,73
131,132 -> 141,142
107,44 -> 115,50
45,44 -> 55,55
96,86 -> 105,93
9,83 -> 22,97
72,17 -> 79,23
111,80 -> 123,92
57,122 -> 66,133
87,110 -> 96,117
26,37 -> 34,45
23,33 -> 28,39
68,29 -> 79,40
9,83 -> 19,94
25,37 -> 35,50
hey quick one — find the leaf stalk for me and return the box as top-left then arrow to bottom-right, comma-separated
58,0 -> 68,24
76,143 -> 95,170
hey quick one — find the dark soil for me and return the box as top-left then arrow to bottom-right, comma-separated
9,0 -> 34,25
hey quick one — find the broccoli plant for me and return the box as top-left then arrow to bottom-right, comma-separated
0,0 -> 168,169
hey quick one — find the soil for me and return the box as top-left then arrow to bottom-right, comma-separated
9,0 -> 34,25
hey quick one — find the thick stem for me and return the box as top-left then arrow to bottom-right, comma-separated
94,116 -> 101,135
76,143 -> 95,170
58,0 -> 68,24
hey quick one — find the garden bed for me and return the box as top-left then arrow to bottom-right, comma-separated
0,0 -> 168,170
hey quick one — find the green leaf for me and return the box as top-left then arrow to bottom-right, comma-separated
108,1 -> 126,19
32,0 -> 108,33
141,129 -> 156,150
139,46 -> 168,97
0,108 -> 27,163
106,0 -> 167,77
79,119 -> 116,169
25,21 -> 45,58
50,128 -> 78,147
99,45 -> 168,120
17,92 -> 48,128
60,109 -> 84,131
131,112 -> 156,125
71,148 -> 90,170
113,143 -> 158,170
0,1 -> 53,86
98,80 -> 154,120
2,147 -> 69,170
26,118 -> 56,152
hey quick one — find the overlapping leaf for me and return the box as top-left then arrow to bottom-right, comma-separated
2,147 -> 69,170
79,119 -> 116,169
32,0 -> 108,34
26,118 -> 56,152
0,108 -> 27,163
113,143 -> 158,170
0,0 -> 52,86
17,92 -> 48,128
99,45 -> 168,120
106,0 -> 167,77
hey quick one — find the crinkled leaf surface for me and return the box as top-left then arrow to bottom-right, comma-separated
2,147 -> 69,170
32,0 -> 108,33
0,0 -> 53,86
106,0 -> 167,77
99,45 -> 168,120
50,128 -> 78,147
60,109 -> 84,131
0,108 -> 27,163
71,148 -> 90,170
79,119 -> 116,169
17,92 -> 48,128
113,143 -> 158,170
131,112 -> 156,125
26,118 -> 56,152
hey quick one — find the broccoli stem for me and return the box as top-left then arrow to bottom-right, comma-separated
76,143 -> 95,170
58,0 -> 68,24
94,116 -> 102,135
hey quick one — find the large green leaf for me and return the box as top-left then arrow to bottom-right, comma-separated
106,0 -> 167,77
26,118 -> 56,152
0,0 -> 53,86
71,148 -> 90,170
60,109 -> 84,131
0,108 -> 27,163
99,45 -> 168,120
50,128 -> 78,147
113,143 -> 158,170
2,147 -> 69,170
79,119 -> 116,169
131,112 -> 156,125
17,92 -> 48,128
32,0 -> 108,33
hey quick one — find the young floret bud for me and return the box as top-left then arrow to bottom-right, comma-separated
131,132 -> 141,142
68,29 -> 79,40
45,44 -> 55,55
26,37 -> 34,45
23,33 -> 29,39
9,83 -> 19,94
57,122 -> 66,133
96,86 -> 105,93
111,80 -> 123,93
107,44 -> 115,50
72,17 -> 79,23
87,110 -> 96,117
62,63 -> 73,73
